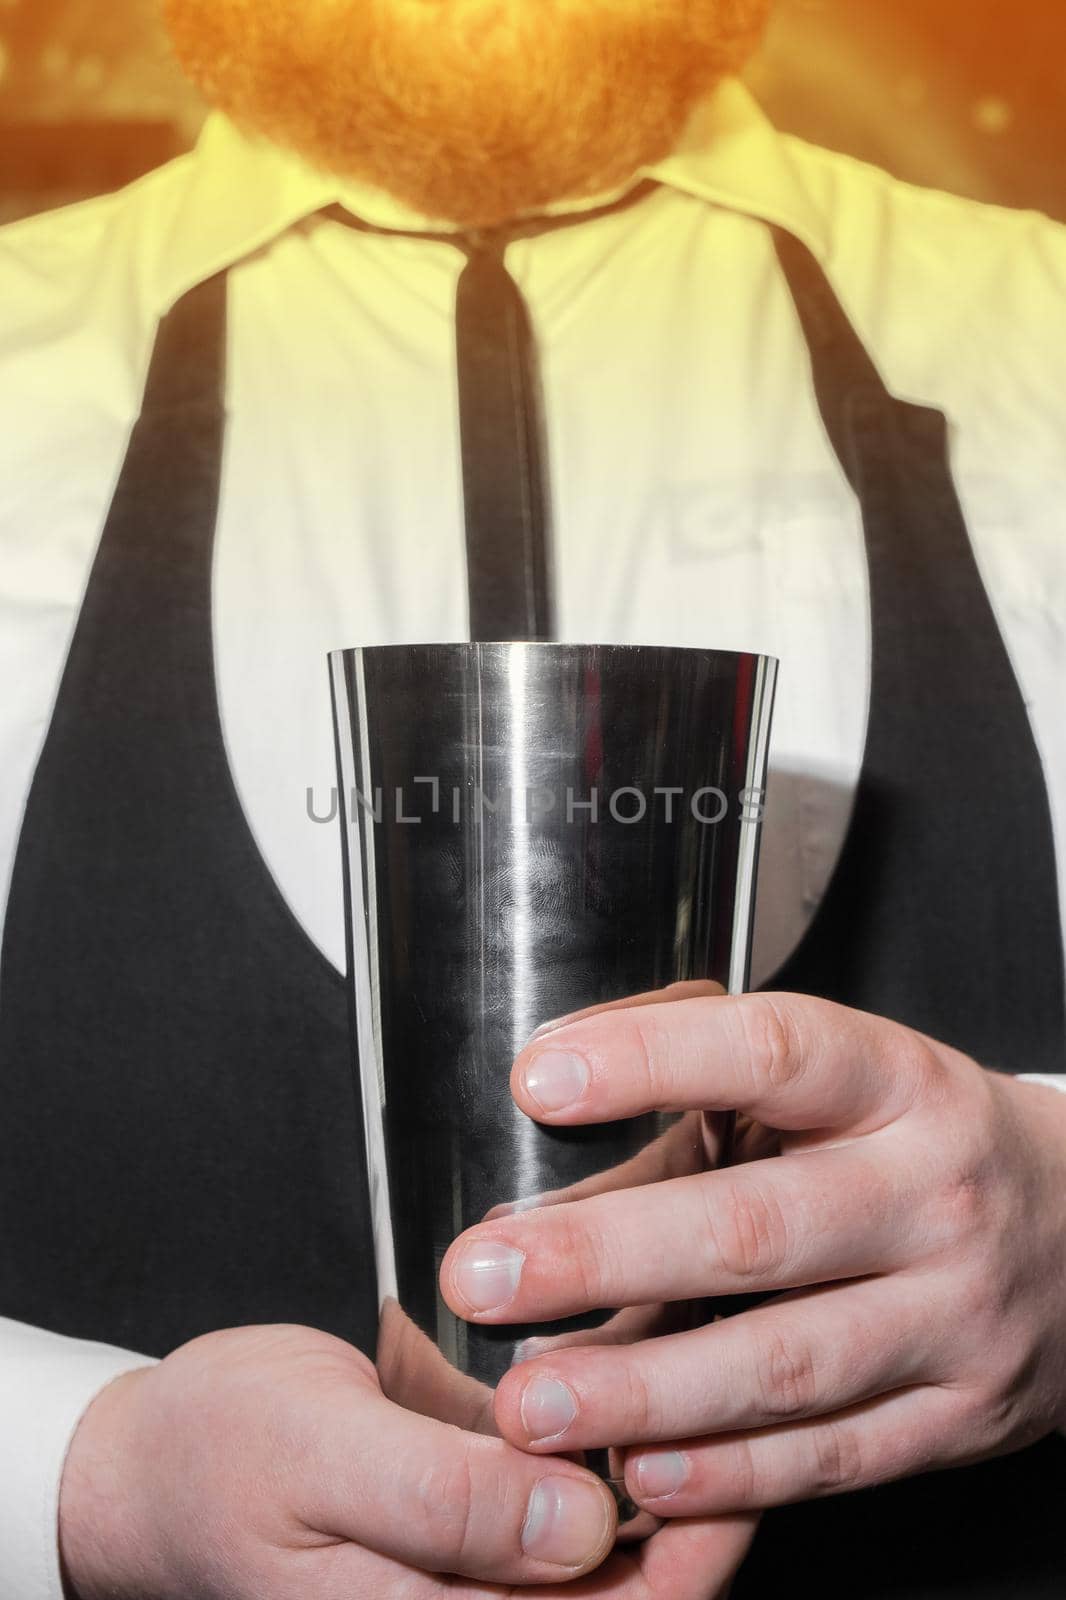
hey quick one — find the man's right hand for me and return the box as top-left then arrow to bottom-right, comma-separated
57,1323 -> 755,1599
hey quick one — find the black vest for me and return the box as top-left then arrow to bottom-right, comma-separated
0,211 -> 1063,1597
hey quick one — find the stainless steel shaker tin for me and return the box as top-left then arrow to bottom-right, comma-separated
330,642 -> 777,1389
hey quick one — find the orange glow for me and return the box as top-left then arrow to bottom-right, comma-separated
162,0 -> 770,226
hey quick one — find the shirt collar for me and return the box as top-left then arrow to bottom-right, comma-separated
156,79 -> 828,313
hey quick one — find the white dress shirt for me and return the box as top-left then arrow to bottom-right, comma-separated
0,80 -> 1064,1598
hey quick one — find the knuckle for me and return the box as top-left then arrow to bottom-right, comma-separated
895,1031 -> 943,1106
927,1147 -> 995,1254
959,1075 -> 1002,1173
555,1211 -> 612,1306
757,1329 -> 819,1420
952,1264 -> 1007,1331
934,1381 -> 1015,1460
627,1013 -> 664,1100
618,1357 -> 663,1437
961,1383 -> 1009,1442
809,1421 -> 864,1494
713,1178 -> 790,1280
944,1173 -> 989,1241
416,1447 -> 478,1569
972,1382 -> 1042,1449
736,996 -> 805,1095
722,1437 -> 760,1507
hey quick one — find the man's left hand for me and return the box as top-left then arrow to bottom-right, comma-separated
440,993 -> 1066,1516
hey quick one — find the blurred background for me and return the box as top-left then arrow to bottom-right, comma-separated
0,0 -> 1063,225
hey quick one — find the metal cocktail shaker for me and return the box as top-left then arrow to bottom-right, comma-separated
330,643 -> 776,1484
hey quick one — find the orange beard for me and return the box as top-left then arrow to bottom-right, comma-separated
165,0 -> 771,226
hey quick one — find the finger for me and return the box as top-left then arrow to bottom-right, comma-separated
529,980 -> 727,1042
441,1144 -> 904,1324
497,1515 -> 759,1600
303,1377 -> 616,1583
512,1303 -> 682,1365
512,992 -> 931,1134
485,1114 -> 707,1222
496,1278 -> 933,1453
512,1302 -> 676,1555
512,1303 -> 677,1546
514,1310 -> 678,1548
624,1386 -> 969,1514
326,1518 -> 755,1600
626,1515 -> 758,1599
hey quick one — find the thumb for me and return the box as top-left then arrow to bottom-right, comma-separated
299,1368 -> 616,1585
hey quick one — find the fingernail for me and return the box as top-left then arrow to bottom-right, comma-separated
523,1051 -> 590,1114
522,1476 -> 611,1568
511,1336 -> 548,1366
521,1376 -> 579,1442
490,1193 -> 545,1219
527,1014 -> 576,1044
633,1450 -> 689,1501
451,1242 -> 524,1313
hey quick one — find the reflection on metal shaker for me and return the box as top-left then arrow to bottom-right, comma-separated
330,643 -> 777,1515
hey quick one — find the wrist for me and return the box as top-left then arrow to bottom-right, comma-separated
59,1367 -> 154,1600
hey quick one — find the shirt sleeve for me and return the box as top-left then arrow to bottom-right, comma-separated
0,1317 -> 156,1600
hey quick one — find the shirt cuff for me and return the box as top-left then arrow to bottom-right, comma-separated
0,1317 -> 156,1600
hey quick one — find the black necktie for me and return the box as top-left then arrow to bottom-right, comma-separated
323,181 -> 660,640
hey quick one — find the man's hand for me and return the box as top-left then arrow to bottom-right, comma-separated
59,1323 -> 754,1598
440,993 -> 1066,1517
